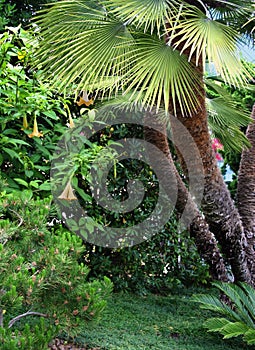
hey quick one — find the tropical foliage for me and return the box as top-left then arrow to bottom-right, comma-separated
193,282 -> 255,345
33,0 -> 253,114
1,0 -> 255,348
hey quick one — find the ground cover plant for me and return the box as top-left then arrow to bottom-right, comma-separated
71,290 -> 251,350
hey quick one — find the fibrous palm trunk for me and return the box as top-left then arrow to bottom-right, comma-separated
169,60 -> 251,284
237,103 -> 255,279
144,113 -> 228,281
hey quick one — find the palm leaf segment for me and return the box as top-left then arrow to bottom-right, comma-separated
193,282 -> 255,345
34,0 -> 250,114
167,5 -> 250,87
205,78 -> 252,152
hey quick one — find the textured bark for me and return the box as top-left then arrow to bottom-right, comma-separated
237,104 -> 255,279
144,114 -> 228,282
169,61 -> 251,284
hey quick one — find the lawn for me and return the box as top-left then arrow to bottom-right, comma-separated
74,288 -> 250,350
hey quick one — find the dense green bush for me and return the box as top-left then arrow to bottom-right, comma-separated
50,117 -> 210,294
83,225 -> 210,294
0,189 -> 112,349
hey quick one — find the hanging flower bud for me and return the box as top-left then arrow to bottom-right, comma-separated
21,115 -> 29,130
58,180 -> 77,200
64,103 -> 75,128
28,116 -> 43,138
68,115 -> 75,128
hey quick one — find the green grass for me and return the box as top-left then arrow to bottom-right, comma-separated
75,288 -> 250,350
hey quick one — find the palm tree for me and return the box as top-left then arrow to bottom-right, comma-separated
33,0 -> 255,284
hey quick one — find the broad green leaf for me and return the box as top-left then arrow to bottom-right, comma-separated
100,0 -> 179,34
2,147 -> 22,161
14,178 -> 29,187
34,2 -> 135,96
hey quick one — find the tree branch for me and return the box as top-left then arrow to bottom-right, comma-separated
0,309 -> 3,328
9,209 -> 24,228
8,311 -> 49,328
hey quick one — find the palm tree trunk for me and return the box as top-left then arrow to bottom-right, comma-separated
144,113 -> 228,281
237,103 -> 255,279
169,61 -> 251,285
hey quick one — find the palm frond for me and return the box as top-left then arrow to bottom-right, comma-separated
204,318 -> 249,338
208,0 -> 252,20
192,293 -> 243,322
205,79 -> 252,152
99,0 -> 179,35
209,0 -> 255,38
211,282 -> 255,327
243,328 -> 255,345
34,1 -> 135,95
121,35 -> 202,115
167,6 -> 251,86
194,282 -> 255,345
206,97 -> 251,152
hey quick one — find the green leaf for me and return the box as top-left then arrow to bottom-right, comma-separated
123,35 -> 201,114
29,180 -> 40,189
7,138 -> 30,146
168,6 -> 251,86
25,170 -> 34,178
244,329 -> 255,345
204,317 -> 230,332
222,322 -> 249,339
42,110 -> 59,120
35,2 -> 135,95
14,178 -> 29,187
20,189 -> 33,201
2,147 -> 22,161
101,0 -> 178,34
38,182 -> 51,191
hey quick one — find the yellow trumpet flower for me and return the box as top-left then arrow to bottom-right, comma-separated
76,90 -> 94,107
28,116 -> 43,138
58,180 -> 77,200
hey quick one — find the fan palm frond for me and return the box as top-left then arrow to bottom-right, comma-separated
99,0 -> 180,35
122,35 -> 202,115
167,6 -> 251,86
206,84 -> 251,152
34,1 -> 135,95
208,0 -> 255,37
208,0 -> 252,20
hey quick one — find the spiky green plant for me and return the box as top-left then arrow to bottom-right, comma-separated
192,282 -> 255,345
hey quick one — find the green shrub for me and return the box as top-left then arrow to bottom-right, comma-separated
83,223 -> 210,294
0,24 -> 70,196
0,190 -> 113,349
